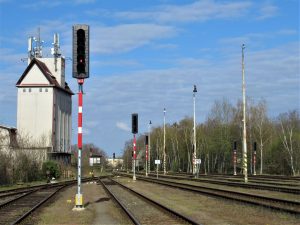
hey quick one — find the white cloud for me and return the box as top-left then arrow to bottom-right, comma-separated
91,24 -> 177,54
112,0 -> 252,23
92,59 -> 142,68
219,30 -> 299,50
256,3 -> 278,20
116,122 -> 131,132
22,0 -> 95,9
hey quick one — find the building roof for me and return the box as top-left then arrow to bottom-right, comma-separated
16,58 -> 74,95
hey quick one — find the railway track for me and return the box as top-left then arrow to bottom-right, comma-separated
124,171 -> 300,194
115,173 -> 300,215
0,178 -> 95,225
99,177 -> 200,225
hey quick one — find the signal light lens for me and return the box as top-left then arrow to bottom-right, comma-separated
77,29 -> 86,75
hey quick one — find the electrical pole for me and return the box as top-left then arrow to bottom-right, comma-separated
242,44 -> 248,183
193,85 -> 197,175
163,108 -> 166,175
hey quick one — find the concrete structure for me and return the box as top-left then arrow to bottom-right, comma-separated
16,57 -> 73,163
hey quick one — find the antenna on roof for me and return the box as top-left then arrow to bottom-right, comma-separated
33,27 -> 44,58
28,36 -> 34,60
51,33 -> 61,71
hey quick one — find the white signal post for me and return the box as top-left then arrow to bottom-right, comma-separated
163,108 -> 166,175
242,44 -> 248,183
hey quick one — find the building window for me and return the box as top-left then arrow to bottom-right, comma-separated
29,88 -> 32,92
23,89 -> 26,92
45,88 -> 48,92
39,88 -> 42,92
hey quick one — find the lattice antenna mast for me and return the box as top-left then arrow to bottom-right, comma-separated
51,33 -> 61,71
33,27 -> 44,58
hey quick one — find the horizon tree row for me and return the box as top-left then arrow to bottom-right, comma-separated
122,98 -> 300,176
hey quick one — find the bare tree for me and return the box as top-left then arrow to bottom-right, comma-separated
249,100 -> 272,174
278,110 -> 300,176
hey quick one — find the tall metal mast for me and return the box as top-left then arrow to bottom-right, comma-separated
242,44 -> 248,183
193,85 -> 197,175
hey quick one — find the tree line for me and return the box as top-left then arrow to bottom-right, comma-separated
122,98 -> 300,176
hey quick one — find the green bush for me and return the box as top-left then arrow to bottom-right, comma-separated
42,161 -> 61,179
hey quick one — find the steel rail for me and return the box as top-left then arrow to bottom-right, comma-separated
101,179 -> 199,225
116,173 -> 300,215
111,178 -> 200,225
10,185 -> 66,225
99,178 -> 141,225
121,171 -> 300,194
0,177 -> 95,225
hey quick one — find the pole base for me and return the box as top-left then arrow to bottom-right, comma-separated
133,175 -> 136,181
234,172 -> 237,176
73,206 -> 85,211
75,194 -> 83,208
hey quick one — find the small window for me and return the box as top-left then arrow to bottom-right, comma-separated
45,88 -> 48,92
39,88 -> 42,92
29,88 -> 32,92
23,89 -> 26,92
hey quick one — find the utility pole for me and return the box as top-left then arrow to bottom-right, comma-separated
193,85 -> 197,175
242,44 -> 248,183
163,108 -> 166,175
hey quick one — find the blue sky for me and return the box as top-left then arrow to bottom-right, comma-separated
0,0 -> 299,156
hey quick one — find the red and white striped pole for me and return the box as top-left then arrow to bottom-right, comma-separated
146,143 -> 148,177
133,134 -> 136,181
76,79 -> 84,208
253,142 -> 257,176
233,141 -> 237,176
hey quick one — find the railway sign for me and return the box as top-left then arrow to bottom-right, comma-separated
155,160 -> 161,164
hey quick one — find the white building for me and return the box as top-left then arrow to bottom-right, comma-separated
16,57 -> 73,163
